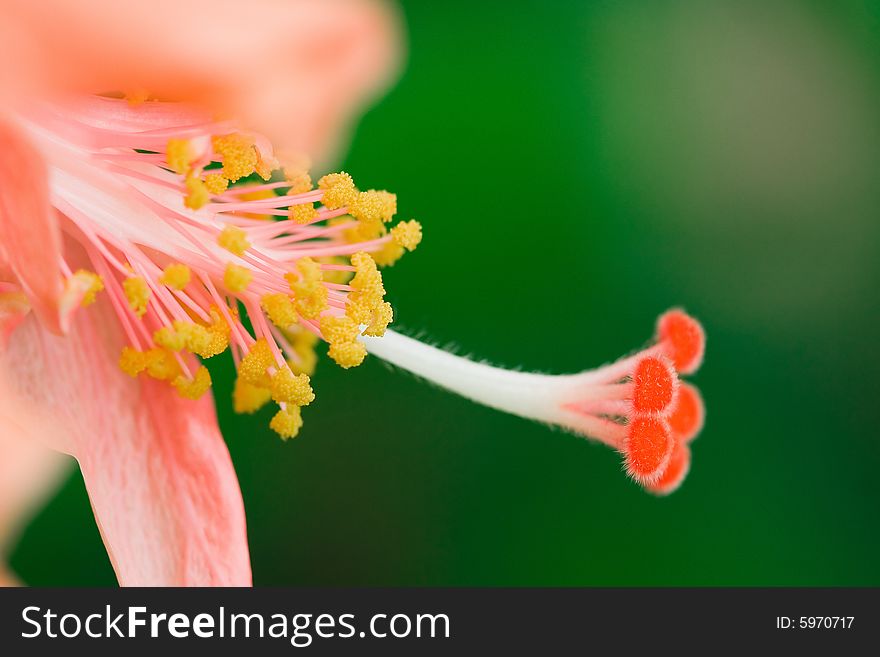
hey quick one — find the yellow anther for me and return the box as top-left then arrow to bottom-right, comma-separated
184,173 -> 210,210
348,190 -> 397,224
223,263 -> 252,293
123,276 -> 150,317
159,263 -> 191,290
285,258 -> 328,319
350,252 -> 384,293
66,270 -> 104,307
296,257 -> 322,282
317,171 -> 358,209
269,406 -> 303,441
217,225 -> 251,256
155,319 -> 217,358
346,252 -> 385,324
233,377 -> 272,414
212,133 -> 257,182
320,314 -> 367,368
166,138 -> 195,175
144,347 -> 182,381
194,310 -> 231,358
119,346 -> 147,377
289,202 -> 318,225
371,241 -> 405,267
320,314 -> 360,344
390,220 -> 423,251
270,367 -> 315,406
204,173 -> 229,195
238,338 -> 275,386
153,325 -> 186,352
363,301 -> 393,337
328,340 -> 367,369
286,172 -> 312,195
172,365 -> 212,400
261,293 -> 298,328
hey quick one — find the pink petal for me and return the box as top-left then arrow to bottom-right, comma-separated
0,298 -> 251,586
0,121 -> 65,334
2,0 -> 402,161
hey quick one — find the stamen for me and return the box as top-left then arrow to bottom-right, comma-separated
269,406 -> 303,441
158,263 -> 191,290
123,276 -> 150,317
217,225 -> 251,256
317,172 -> 357,209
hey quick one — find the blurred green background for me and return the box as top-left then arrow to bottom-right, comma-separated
12,0 -> 880,585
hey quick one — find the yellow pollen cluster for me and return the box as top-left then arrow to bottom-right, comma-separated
346,252 -> 389,329
66,270 -> 104,307
289,202 -> 318,225
238,338 -> 275,387
320,315 -> 367,369
390,220 -> 423,251
152,315 -> 229,359
153,325 -> 186,352
184,173 -> 210,210
224,263 -> 252,293
119,346 -> 148,377
159,263 -> 191,290
261,293 -> 298,329
123,276 -> 150,317
172,366 -> 212,400
212,133 -> 257,182
233,377 -> 272,414
166,138 -> 195,175
363,301 -> 393,338
349,190 -> 397,224
119,346 -> 183,382
217,225 -> 251,255
196,310 -> 231,357
204,173 -> 229,195
285,257 -> 328,319
269,406 -> 303,441
317,172 -> 357,210
270,367 -> 315,406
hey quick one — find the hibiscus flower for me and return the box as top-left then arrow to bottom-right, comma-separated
0,0 -> 705,588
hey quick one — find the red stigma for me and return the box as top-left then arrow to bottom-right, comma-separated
624,416 -> 673,485
656,309 -> 705,375
667,382 -> 704,443
631,356 -> 677,414
645,439 -> 691,496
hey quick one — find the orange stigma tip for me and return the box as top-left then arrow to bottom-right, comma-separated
631,356 -> 678,414
645,439 -> 691,496
656,309 -> 705,375
623,416 -> 673,485
667,382 -> 704,443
